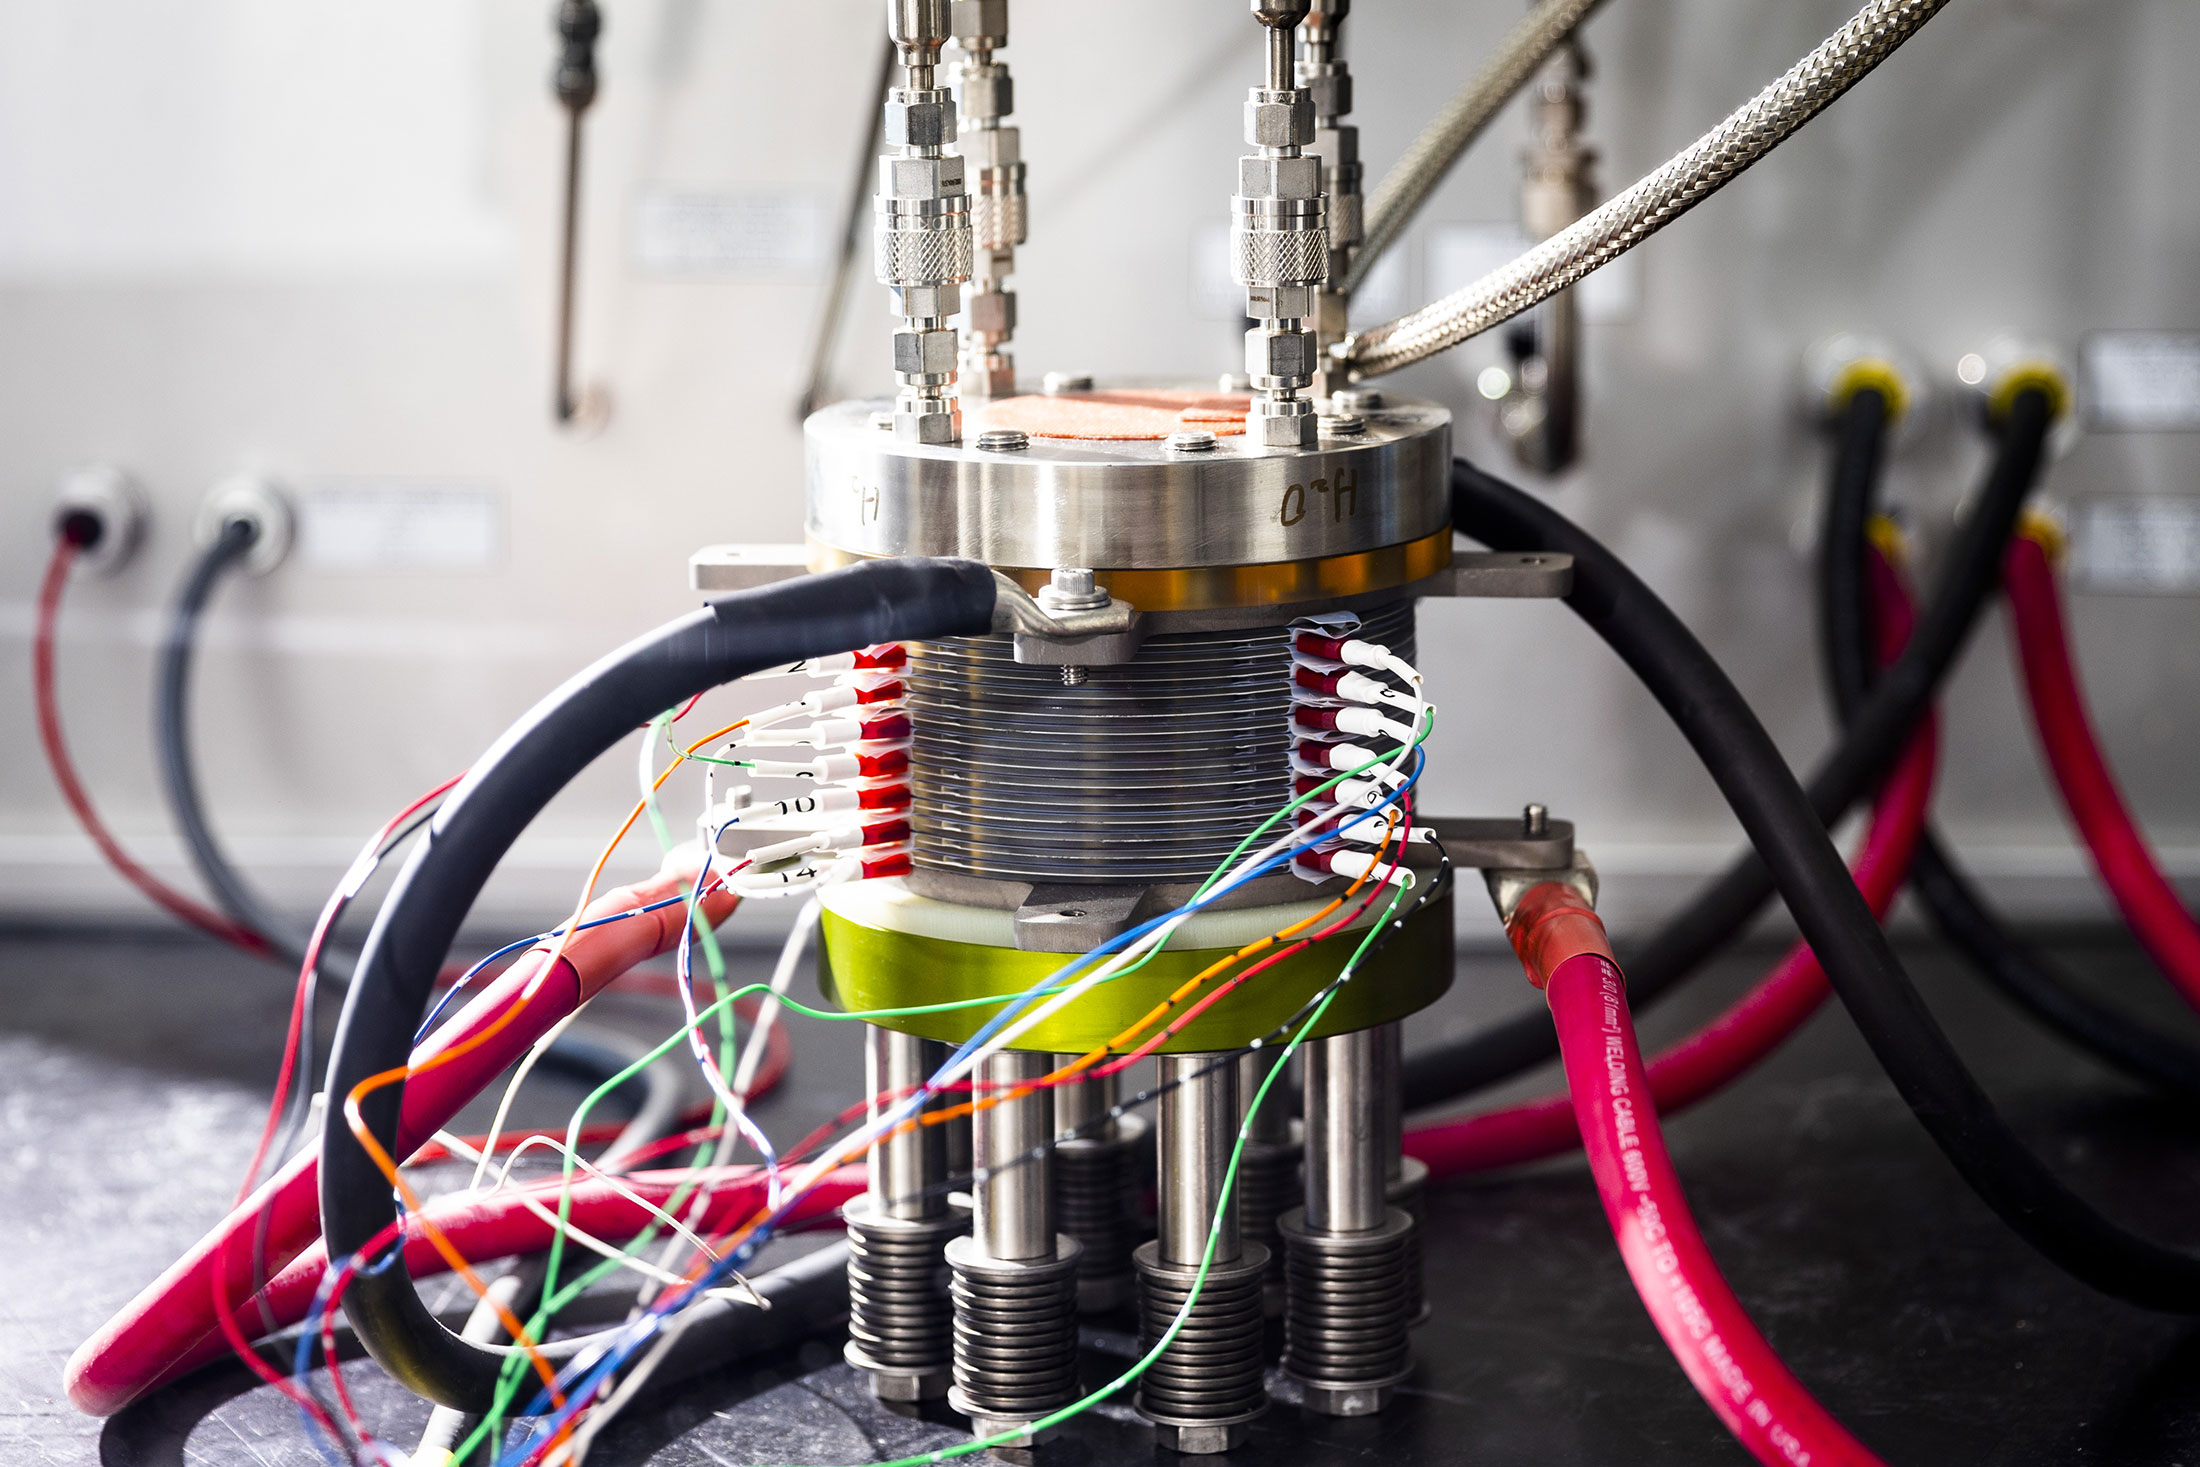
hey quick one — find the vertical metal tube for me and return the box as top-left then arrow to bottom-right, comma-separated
1303,1029 -> 1385,1232
867,1027 -> 949,1221
1158,1054 -> 1240,1266
1052,1058 -> 1117,1141
974,1050 -> 1054,1260
1373,1020 -> 1404,1183
1239,1049 -> 1292,1143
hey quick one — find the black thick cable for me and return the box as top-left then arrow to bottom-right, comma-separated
1819,393 -> 2200,1102
1454,453 -> 2200,1311
318,557 -> 999,1410
1399,400 -> 2052,1111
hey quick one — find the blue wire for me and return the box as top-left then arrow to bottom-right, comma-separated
491,752 -> 1427,1457
412,890 -> 698,1042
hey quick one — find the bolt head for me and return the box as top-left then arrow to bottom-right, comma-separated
976,428 -> 1030,452
1318,413 -> 1365,437
1050,566 -> 1096,596
1300,1384 -> 1393,1417
894,404 -> 962,444
1245,93 -> 1316,149
1246,326 -> 1319,382
1153,1422 -> 1249,1455
893,327 -> 960,376
1167,429 -> 1219,452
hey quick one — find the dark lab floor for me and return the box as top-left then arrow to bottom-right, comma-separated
6,923 -> 2200,1466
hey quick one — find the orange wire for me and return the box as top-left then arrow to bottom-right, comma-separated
333,715 -> 750,1396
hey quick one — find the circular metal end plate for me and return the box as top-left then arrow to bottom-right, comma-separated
803,391 -> 1451,612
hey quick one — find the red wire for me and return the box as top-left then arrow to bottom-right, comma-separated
32,538 -> 269,953
235,773 -> 468,1205
2003,531 -> 2200,1014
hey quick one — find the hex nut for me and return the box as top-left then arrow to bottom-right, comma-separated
949,0 -> 1008,43
883,96 -> 957,148
879,153 -> 966,201
894,404 -> 962,445
1300,1384 -> 1392,1417
1246,283 -> 1318,321
961,356 -> 1016,398
1250,405 -> 1319,448
959,66 -> 1011,121
961,124 -> 1021,169
1246,326 -> 1319,381
966,288 -> 1016,334
1245,93 -> 1315,149
1152,1422 -> 1249,1455
890,282 -> 964,319
1239,153 -> 1322,201
894,327 -> 960,376
1302,68 -> 1352,118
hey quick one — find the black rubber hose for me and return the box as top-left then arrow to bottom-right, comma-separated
1453,455 -> 2200,1311
319,557 -> 998,1410
156,517 -> 327,973
1399,399 -> 2051,1111
1819,395 -> 2200,1102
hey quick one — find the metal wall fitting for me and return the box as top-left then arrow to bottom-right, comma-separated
1134,1053 -> 1269,1453
947,1050 -> 1085,1443
1298,0 -> 1358,396
1050,1062 -> 1147,1312
846,1027 -> 970,1400
1281,1027 -> 1415,1415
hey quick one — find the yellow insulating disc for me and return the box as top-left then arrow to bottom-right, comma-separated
816,886 -> 1454,1053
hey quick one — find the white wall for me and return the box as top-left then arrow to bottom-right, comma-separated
1,0 -> 2195,938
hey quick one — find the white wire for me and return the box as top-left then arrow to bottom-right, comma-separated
466,1008 -> 581,1194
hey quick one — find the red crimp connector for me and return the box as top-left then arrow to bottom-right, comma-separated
860,818 -> 912,847
861,848 -> 913,880
856,711 -> 912,742
1293,665 -> 1346,699
1293,631 -> 1351,661
1293,706 -> 1345,734
854,644 -> 906,670
852,745 -> 910,779
1505,880 -> 1615,990
848,676 -> 905,704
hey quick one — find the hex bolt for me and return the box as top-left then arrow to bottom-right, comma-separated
975,427 -> 1030,452
1524,802 -> 1550,837
1167,429 -> 1219,452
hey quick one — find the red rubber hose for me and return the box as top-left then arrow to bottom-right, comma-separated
2004,530 -> 2200,1014
1545,938 -> 1885,1466
1408,549 -> 1936,1177
65,853 -> 737,1416
33,537 -> 269,953
143,1163 -> 864,1394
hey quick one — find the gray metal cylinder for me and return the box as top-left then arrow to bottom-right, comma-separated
867,1026 -> 950,1220
1236,1049 -> 1299,1315
973,1050 -> 1054,1261
1158,1053 -> 1240,1266
1303,1029 -> 1386,1233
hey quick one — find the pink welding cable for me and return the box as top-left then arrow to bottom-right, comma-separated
1547,947 -> 1886,1467
2003,528 -> 2200,1015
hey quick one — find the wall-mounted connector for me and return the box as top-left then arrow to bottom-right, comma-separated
1802,333 -> 1926,443
193,475 -> 294,576
1955,336 -> 2074,428
52,465 -> 148,575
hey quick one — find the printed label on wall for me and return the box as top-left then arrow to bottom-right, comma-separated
2082,332 -> 2200,431
298,482 -> 502,571
630,189 -> 827,275
2072,496 -> 2200,593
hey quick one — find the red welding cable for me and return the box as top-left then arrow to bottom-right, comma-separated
64,851 -> 737,1417
1544,938 -> 1886,1466
2004,527 -> 2200,1015
1408,550 -> 1936,1177
33,536 -> 269,953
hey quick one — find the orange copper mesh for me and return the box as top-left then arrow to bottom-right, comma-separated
976,389 -> 1251,441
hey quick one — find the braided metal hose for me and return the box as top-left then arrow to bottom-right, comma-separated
1342,0 -> 1954,380
1343,0 -> 1608,298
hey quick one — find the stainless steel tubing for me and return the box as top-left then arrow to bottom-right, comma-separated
1051,1061 -> 1144,1312
1342,0 -> 1954,378
1236,1049 -> 1299,1316
1371,1022 -> 1430,1326
1284,1027 -> 1413,1415
1134,1052 -> 1267,1452
846,1027 -> 969,1400
1344,0 -> 1608,296
974,1050 -> 1053,1260
1304,1029 -> 1385,1232
948,1048 -> 1082,1443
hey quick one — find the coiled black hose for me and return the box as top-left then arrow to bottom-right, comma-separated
1819,391 -> 2200,1102
1453,453 -> 2200,1311
1400,403 -> 2053,1111
318,557 -> 999,1410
